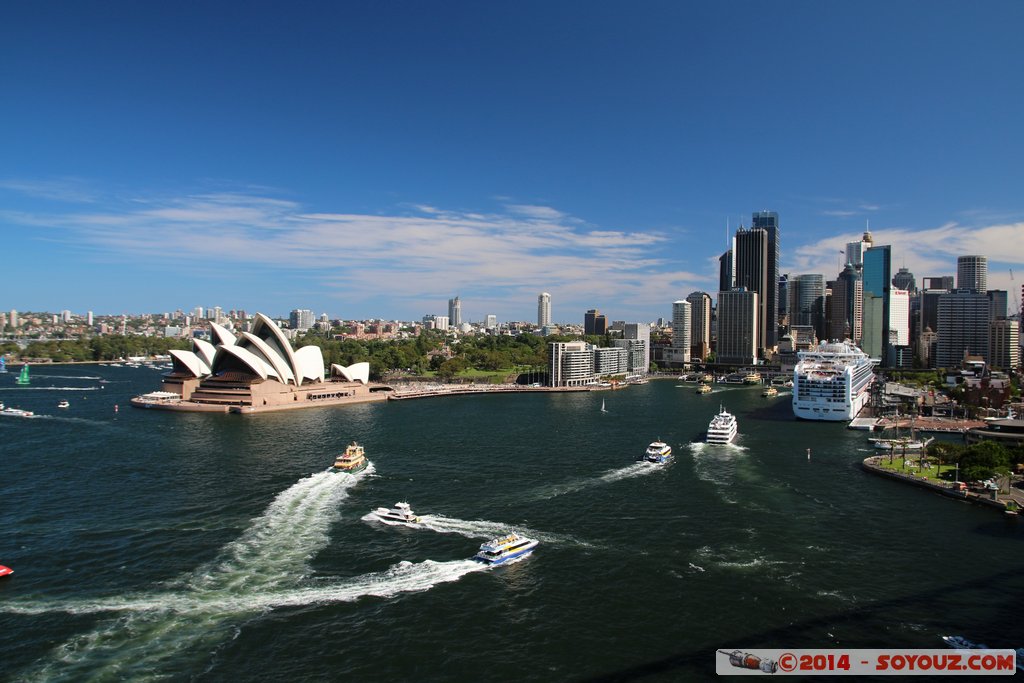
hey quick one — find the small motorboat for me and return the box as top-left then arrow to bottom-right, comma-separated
0,565 -> 13,578
58,400 -> 70,409
373,502 -> 421,524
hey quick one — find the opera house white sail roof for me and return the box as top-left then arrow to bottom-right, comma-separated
169,313 -> 331,386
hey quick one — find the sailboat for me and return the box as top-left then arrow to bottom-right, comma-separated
600,398 -> 608,413
15,364 -> 30,385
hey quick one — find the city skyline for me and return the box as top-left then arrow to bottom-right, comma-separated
2,3 -> 1022,320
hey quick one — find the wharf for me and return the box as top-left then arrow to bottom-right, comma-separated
848,417 -> 879,430
873,416 -> 985,434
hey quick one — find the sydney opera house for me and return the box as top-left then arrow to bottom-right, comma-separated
131,313 -> 391,413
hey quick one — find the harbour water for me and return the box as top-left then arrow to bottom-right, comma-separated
1,368 -> 1022,681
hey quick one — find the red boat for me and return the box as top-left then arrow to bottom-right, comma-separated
0,565 -> 13,578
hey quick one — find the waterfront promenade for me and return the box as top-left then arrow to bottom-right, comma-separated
860,455 -> 1023,515
387,382 -> 591,400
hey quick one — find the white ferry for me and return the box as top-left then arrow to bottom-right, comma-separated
373,502 -> 421,524
792,341 -> 875,421
644,440 -> 672,463
473,533 -> 539,565
0,404 -> 35,418
707,406 -> 738,444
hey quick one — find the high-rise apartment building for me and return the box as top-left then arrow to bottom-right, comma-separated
548,341 -> 594,387
989,319 -> 1020,370
537,292 -> 551,327
733,226 -> 769,354
289,309 -> 314,331
448,296 -> 462,327
957,255 -> 987,293
612,338 -> 648,376
8,309 -> 17,328
716,289 -> 758,365
935,291 -> 991,368
485,314 -> 497,329
672,300 -> 692,364
87,311 -> 94,326
623,322 -> 652,371
751,211 -> 780,349
434,315 -> 450,331
685,291 -> 712,361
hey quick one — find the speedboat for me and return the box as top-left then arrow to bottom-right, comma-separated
472,533 -> 538,565
644,440 -> 672,463
0,565 -> 12,578
373,501 -> 421,524
707,406 -> 738,444
58,400 -> 70,409
942,635 -> 987,650
0,406 -> 35,418
331,442 -> 368,474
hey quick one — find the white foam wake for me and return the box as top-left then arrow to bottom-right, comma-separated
29,375 -> 102,380
7,465 -> 496,681
362,512 -> 585,546
529,460 -> 665,500
0,386 -> 100,392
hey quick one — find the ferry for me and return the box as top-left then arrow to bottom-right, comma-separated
331,442 -> 368,474
697,383 -> 712,395
644,440 -> 672,463
472,533 -> 539,565
792,341 -> 875,421
761,386 -> 778,398
742,372 -> 761,385
373,501 -> 421,524
707,406 -> 738,444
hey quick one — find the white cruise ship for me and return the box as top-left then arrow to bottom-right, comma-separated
792,341 -> 875,421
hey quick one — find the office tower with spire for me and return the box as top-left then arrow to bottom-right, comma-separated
537,292 -> 551,327
845,229 -> 874,268
719,250 -> 733,293
957,255 -> 987,293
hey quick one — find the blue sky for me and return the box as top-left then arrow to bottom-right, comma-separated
2,2 -> 1022,323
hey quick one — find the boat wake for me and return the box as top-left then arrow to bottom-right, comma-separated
5,463 -> 485,681
528,460 -> 664,500
362,512 -> 586,546
28,375 -> 102,380
0,386 -> 100,392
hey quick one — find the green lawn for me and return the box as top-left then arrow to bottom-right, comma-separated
876,456 -> 959,481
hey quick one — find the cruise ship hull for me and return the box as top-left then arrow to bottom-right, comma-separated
791,341 -> 875,422
792,392 -> 869,422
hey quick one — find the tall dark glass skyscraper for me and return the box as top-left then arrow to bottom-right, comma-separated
751,211 -> 780,348
862,245 -> 892,360
733,227 -> 769,355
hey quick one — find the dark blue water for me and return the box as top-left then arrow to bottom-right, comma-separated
1,368 -> 1022,681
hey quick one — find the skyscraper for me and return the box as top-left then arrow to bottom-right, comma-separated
623,322 -> 651,371
935,290 -> 990,368
892,267 -> 916,293
716,289 -> 758,365
828,264 -> 861,342
844,230 -> 873,268
989,319 -> 1020,370
957,255 -> 987,293
537,292 -> 551,327
289,309 -> 314,331
733,226 -> 769,354
718,250 -> 733,293
987,290 -> 1008,320
685,291 -> 712,360
922,276 -> 954,290
448,296 -> 462,327
751,210 -> 780,349
862,245 -> 892,361
584,309 -> 607,335
788,274 -> 826,340
672,300 -> 692,364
